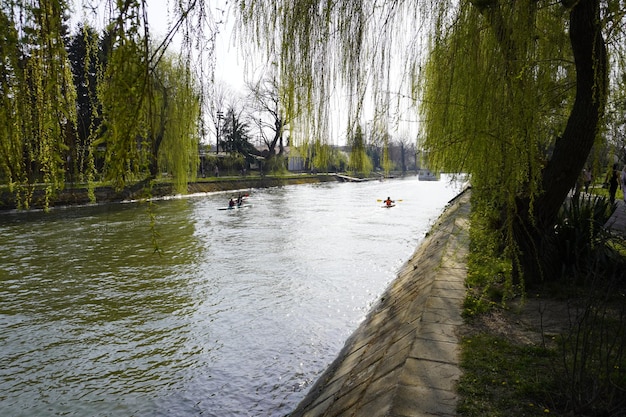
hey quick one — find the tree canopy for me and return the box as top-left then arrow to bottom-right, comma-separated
421,0 -> 612,281
5,0 -> 626,282
235,0 -> 626,283
0,0 -> 208,209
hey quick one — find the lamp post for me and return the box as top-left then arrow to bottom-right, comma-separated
216,110 -> 224,154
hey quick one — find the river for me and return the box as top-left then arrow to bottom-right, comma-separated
0,175 -> 462,417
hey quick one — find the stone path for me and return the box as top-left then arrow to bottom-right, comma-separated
289,189 -> 471,417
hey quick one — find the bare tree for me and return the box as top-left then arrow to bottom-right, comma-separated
246,75 -> 294,169
207,82 -> 236,153
392,133 -> 416,173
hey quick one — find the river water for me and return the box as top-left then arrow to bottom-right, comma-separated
0,175 -> 462,417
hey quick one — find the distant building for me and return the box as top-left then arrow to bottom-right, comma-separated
286,147 -> 305,172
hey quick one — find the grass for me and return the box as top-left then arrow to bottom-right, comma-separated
458,297 -> 626,416
590,185 -> 624,202
459,187 -> 626,416
458,333 -> 558,417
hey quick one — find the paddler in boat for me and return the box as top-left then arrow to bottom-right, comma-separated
229,196 -> 236,208
384,197 -> 394,207
236,193 -> 244,206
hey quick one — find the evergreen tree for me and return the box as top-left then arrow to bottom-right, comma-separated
67,23 -> 101,183
221,107 -> 257,160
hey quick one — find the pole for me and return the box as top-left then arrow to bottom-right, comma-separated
216,111 -> 224,154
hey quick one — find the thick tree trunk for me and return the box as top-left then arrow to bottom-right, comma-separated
513,0 -> 607,282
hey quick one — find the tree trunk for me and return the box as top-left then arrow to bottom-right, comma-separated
513,0 -> 607,282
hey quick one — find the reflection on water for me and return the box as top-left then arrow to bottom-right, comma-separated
0,176 -> 462,416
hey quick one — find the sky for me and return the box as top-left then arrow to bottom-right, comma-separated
148,0 -> 255,92
69,0 -> 422,146
70,0 -> 246,90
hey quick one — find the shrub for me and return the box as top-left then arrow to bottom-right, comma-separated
551,194 -> 616,284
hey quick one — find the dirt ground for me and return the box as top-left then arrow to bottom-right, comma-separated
461,297 -> 579,346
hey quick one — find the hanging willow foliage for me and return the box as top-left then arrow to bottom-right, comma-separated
0,0 -> 209,208
347,124 -> 373,176
96,37 -> 201,191
233,0 -> 623,281
0,0 -> 77,209
154,56 -> 200,194
96,31 -> 149,189
421,2 -> 574,226
0,7 -> 25,188
236,0 -> 424,144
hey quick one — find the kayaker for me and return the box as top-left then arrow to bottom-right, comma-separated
229,197 -> 236,208
237,194 -> 244,206
384,197 -> 394,207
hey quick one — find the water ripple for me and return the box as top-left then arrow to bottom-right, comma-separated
0,177 -> 462,416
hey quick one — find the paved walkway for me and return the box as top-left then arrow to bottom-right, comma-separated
289,189 -> 471,417
605,199 -> 626,236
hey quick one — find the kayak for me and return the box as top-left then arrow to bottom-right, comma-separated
218,204 -> 252,211
382,204 -> 395,208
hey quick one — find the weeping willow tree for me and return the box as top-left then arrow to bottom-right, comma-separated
96,22 -> 148,189
97,41 -> 201,192
348,124 -> 373,176
311,139 -> 331,172
0,0 -> 77,208
0,0 -> 213,208
421,0 -> 609,283
85,0 -> 211,193
381,142 -> 393,175
234,0 -> 625,284
96,2 -> 202,192
153,56 -> 201,193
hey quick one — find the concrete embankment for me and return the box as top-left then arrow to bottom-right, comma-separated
0,174 -> 339,210
289,188 -> 471,417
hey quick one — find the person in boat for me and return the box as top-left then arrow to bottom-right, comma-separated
384,197 -> 394,207
229,197 -> 236,208
236,193 -> 244,206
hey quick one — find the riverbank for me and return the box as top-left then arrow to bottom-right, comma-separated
288,190 -> 626,417
0,173 -> 342,211
0,175 -> 459,416
289,187 -> 471,417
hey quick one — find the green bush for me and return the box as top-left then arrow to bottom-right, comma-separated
551,194 -> 615,283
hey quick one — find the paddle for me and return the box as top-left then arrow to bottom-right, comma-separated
377,199 -> 403,202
